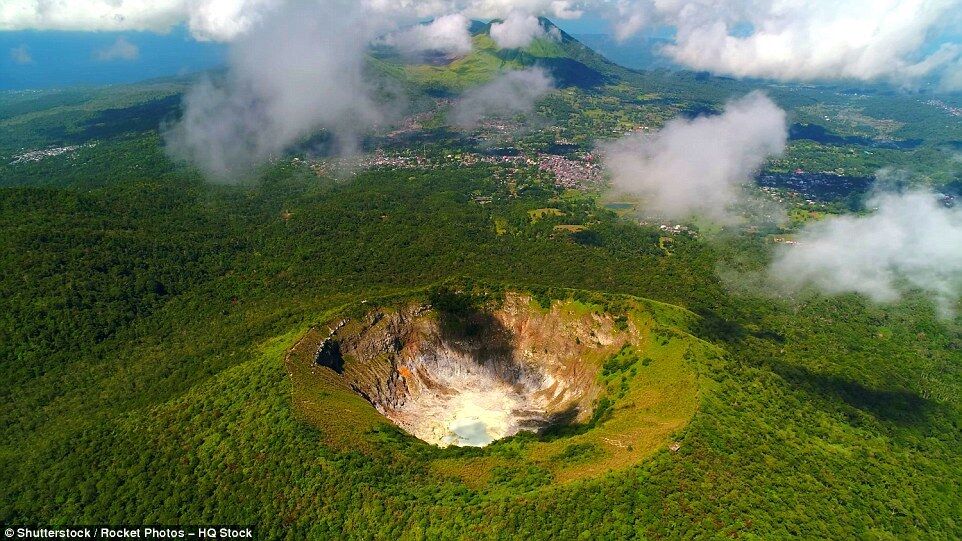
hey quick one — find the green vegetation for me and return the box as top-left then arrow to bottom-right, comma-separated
402,34 -> 519,90
3,130 -> 959,536
286,288 -> 706,485
528,207 -> 565,222
2,27 -> 962,539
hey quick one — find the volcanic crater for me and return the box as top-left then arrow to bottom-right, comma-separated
298,291 -> 628,447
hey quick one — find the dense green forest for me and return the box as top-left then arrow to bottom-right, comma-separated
2,31 -> 962,538
3,130 -> 960,538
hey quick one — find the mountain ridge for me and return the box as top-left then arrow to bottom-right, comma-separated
374,17 -> 629,93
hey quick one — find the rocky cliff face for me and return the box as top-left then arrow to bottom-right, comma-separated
309,293 -> 631,447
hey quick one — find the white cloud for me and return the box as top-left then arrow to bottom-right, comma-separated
612,0 -> 962,88
939,55 -> 962,92
94,36 -> 139,61
611,0 -> 647,42
451,67 -> 554,128
384,13 -> 473,56
601,91 -> 787,222
164,0 -> 391,180
770,190 -> 962,316
549,1 -> 582,20
5,0 -> 960,88
9,44 -> 32,64
184,0 -> 283,41
157,0 -> 566,180
0,0 -> 569,40
0,0 -> 281,42
489,11 -> 547,48
447,0 -> 582,19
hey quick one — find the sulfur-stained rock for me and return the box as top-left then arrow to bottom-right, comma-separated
306,292 -> 634,447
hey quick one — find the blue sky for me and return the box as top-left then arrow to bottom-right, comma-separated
1,26 -> 226,90
0,16 -> 679,90
3,2 -> 962,92
0,17 -> 617,90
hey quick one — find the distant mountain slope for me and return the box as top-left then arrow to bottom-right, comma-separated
372,17 -> 631,94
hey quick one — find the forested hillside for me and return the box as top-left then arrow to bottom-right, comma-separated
2,25 -> 962,539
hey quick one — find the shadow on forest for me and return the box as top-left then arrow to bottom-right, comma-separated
693,309 -> 789,345
430,287 -> 515,363
84,95 -> 181,137
773,363 -> 934,426
693,309 -> 747,343
790,122 -> 922,150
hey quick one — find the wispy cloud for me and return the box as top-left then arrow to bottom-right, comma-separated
9,44 -> 33,64
383,14 -> 473,56
164,1 -> 394,181
94,37 -> 139,61
450,68 -> 555,128
0,0 -> 281,42
601,91 -> 788,222
769,189 -> 962,316
610,0 -> 962,90
3,1 -> 960,87
490,11 -> 548,49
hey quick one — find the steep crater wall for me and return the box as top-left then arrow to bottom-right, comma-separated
307,293 -> 628,447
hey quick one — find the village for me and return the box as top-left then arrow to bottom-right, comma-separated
299,146 -> 605,190
7,143 -> 96,165
925,99 -> 962,118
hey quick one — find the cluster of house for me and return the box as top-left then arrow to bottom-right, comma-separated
771,237 -> 800,245
8,143 -> 96,165
301,148 -> 604,190
638,220 -> 698,237
474,118 -> 520,135
298,152 -> 432,176
758,185 -> 820,207
925,99 -> 962,117
535,153 -> 603,188
755,170 -> 873,206
658,223 -> 695,235
385,111 -> 436,138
